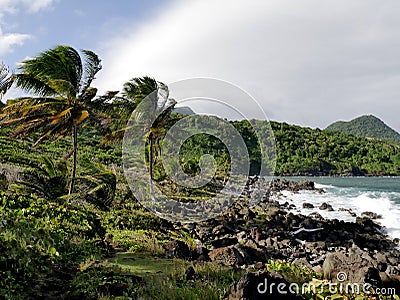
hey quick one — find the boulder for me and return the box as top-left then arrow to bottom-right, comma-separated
163,240 -> 192,259
322,245 -> 378,285
319,202 -> 334,211
302,202 -> 314,209
209,245 -> 246,266
211,236 -> 238,248
361,211 -> 382,219
225,271 -> 302,300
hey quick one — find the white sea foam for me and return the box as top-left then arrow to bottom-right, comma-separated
314,183 -> 334,189
272,185 -> 400,240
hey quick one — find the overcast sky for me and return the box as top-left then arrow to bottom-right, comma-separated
1,0 -> 400,131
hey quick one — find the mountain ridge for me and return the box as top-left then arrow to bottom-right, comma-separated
325,114 -> 400,144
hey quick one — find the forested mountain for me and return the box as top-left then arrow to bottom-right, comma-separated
270,121 -> 400,176
174,118 -> 400,177
326,115 -> 400,144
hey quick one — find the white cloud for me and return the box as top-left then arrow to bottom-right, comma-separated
0,0 -> 55,15
96,0 -> 400,131
0,0 -> 55,55
0,28 -> 31,55
22,0 -> 55,14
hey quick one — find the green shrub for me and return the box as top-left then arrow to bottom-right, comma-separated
69,264 -> 141,299
102,208 -> 162,231
0,191 -> 107,298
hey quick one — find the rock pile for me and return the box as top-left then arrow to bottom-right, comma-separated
165,177 -> 400,298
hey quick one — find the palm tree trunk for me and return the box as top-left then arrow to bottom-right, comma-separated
149,133 -> 154,180
68,124 -> 78,195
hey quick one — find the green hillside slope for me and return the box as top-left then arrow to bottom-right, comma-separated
326,115 -> 400,143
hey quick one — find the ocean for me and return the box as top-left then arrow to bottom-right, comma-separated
273,177 -> 400,240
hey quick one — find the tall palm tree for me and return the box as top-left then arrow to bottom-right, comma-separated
0,45 -> 113,194
101,76 -> 176,179
119,76 -> 176,179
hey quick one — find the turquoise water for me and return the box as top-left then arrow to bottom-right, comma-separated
273,177 -> 400,240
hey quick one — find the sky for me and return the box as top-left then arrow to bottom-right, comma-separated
1,0 -> 400,131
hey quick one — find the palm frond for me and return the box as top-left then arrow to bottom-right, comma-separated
13,73 -> 56,96
79,87 -> 98,102
79,49 -> 102,95
23,100 -> 64,116
49,107 -> 73,124
0,63 -> 14,100
11,117 -> 48,138
18,45 -> 83,97
122,76 -> 158,105
75,109 -> 89,125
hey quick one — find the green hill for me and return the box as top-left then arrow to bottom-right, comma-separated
172,117 -> 400,177
326,115 -> 400,143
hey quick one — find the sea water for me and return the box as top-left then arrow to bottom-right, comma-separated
272,177 -> 400,240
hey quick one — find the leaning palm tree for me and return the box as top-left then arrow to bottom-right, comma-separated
110,76 -> 176,179
0,45 -> 114,194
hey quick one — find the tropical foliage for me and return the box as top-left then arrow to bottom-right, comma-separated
0,46 -> 114,194
1,44 -> 400,299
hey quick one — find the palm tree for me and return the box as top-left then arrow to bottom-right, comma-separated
120,76 -> 176,179
101,76 -> 176,179
0,45 -> 113,194
15,157 -> 69,200
14,157 -> 117,208
0,63 -> 13,102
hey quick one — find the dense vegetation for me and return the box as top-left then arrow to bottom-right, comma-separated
167,118 -> 400,177
272,120 -> 400,176
326,114 -> 400,144
1,45 -> 399,299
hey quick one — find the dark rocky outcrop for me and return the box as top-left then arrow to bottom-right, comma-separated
269,179 -> 324,193
164,177 -> 400,297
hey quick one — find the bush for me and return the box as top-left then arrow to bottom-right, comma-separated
0,191 -> 107,298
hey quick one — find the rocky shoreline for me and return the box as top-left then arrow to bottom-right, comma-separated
164,177 -> 400,299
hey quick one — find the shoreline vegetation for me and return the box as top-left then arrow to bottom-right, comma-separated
1,46 -> 400,299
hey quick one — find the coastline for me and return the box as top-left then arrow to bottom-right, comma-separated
171,177 -> 400,297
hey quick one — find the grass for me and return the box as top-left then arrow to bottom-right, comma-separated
101,251 -> 243,299
106,252 -> 189,275
109,230 -> 166,255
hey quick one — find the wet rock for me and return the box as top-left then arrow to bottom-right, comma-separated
339,207 -> 357,217
322,245 -> 377,285
319,202 -> 334,211
308,212 -> 324,220
361,211 -> 382,219
302,202 -> 314,209
269,179 -> 325,194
